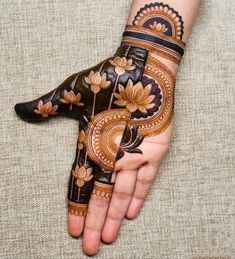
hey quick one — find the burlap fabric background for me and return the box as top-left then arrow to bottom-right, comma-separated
0,0 -> 234,258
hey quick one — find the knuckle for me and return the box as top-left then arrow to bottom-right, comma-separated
113,190 -> 132,200
136,177 -> 153,186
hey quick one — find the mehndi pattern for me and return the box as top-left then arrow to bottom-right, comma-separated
15,2 -> 184,216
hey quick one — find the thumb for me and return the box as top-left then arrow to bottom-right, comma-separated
14,73 -> 83,122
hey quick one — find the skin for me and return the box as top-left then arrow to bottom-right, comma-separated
67,0 -> 202,256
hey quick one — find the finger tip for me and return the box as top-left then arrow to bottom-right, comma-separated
82,246 -> 99,257
68,214 -> 85,238
125,200 -> 142,220
125,211 -> 138,220
82,240 -> 99,256
82,228 -> 101,256
101,231 -> 116,244
101,235 -> 116,244
101,220 -> 119,244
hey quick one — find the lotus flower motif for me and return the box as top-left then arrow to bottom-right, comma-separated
114,79 -> 155,113
85,71 -> 111,94
150,22 -> 168,33
73,165 -> 93,188
34,100 -> 58,118
61,90 -> 84,106
109,56 -> 136,76
77,130 -> 86,150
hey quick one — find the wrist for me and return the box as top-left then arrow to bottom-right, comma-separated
122,25 -> 185,66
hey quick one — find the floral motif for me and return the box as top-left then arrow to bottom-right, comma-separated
117,126 -> 144,160
85,71 -> 111,94
60,90 -> 84,107
77,130 -> 85,150
72,165 -> 93,188
114,79 -> 155,113
34,100 -> 58,118
109,57 -> 136,76
132,2 -> 184,40
150,22 -> 168,33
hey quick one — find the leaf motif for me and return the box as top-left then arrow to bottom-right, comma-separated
121,126 -> 132,145
126,149 -> 143,155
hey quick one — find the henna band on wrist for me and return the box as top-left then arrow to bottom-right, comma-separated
122,25 -> 185,65
68,201 -> 88,216
92,181 -> 114,199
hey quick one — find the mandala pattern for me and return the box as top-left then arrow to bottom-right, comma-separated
133,2 -> 184,40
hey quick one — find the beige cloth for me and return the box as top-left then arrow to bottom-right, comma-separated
0,0 -> 234,258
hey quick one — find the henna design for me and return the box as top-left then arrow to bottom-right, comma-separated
15,2 -> 184,215
34,100 -> 58,117
92,181 -> 114,199
72,165 -> 93,188
116,126 -> 144,160
60,90 -> 84,110
68,201 -> 87,216
121,2 -> 185,65
122,25 -> 185,65
133,2 -> 184,40
114,79 -> 156,114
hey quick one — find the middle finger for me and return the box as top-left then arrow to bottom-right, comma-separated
101,169 -> 137,243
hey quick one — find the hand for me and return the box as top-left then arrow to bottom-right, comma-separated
15,4 -> 185,255
15,47 -> 175,255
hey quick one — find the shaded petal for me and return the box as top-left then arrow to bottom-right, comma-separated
78,166 -> 87,178
76,179 -> 84,188
114,93 -> 122,100
86,167 -> 93,176
134,90 -> 145,103
76,92 -> 81,101
126,65 -> 136,71
118,84 -> 125,93
114,100 -> 128,107
91,84 -> 100,94
60,98 -> 68,103
143,95 -> 155,104
51,105 -> 58,114
127,59 -> 133,66
130,82 -> 143,102
138,105 -> 148,113
115,67 -> 125,75
34,109 -> 41,115
38,100 -> 43,110
127,103 -> 138,113
145,103 -> 155,109
79,130 -> 86,142
143,84 -> 152,97
78,143 -> 83,150
84,175 -> 93,181
101,80 -> 111,89
109,59 -> 116,67
84,76 -> 91,85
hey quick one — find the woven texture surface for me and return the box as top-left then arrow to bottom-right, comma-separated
0,0 -> 234,258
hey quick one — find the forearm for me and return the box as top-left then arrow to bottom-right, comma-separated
124,0 -> 201,72
128,0 -> 201,42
